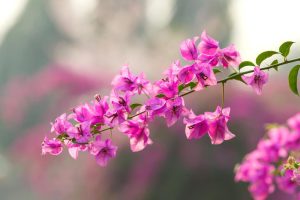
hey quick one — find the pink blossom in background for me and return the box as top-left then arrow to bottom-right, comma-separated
235,113 -> 300,200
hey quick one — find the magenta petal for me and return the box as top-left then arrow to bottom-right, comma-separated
178,65 -> 195,84
198,31 -> 219,55
180,38 -> 198,61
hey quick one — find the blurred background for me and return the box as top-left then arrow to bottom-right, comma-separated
0,0 -> 299,199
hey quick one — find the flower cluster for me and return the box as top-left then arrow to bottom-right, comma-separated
235,113 -> 300,200
42,30 -> 277,167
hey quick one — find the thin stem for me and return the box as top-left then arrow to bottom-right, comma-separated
219,58 -> 300,84
180,57 -> 300,97
128,110 -> 146,119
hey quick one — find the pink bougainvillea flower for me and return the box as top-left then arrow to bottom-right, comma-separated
287,113 -> 300,132
112,65 -> 152,95
276,169 -> 297,194
71,103 -> 93,123
89,95 -> 109,126
66,122 -> 92,143
249,179 -> 275,200
219,45 -> 241,68
104,108 -> 127,127
153,76 -> 179,99
164,97 -> 188,127
205,106 -> 235,145
89,136 -> 118,167
178,64 -> 195,84
42,137 -> 63,155
135,72 -> 152,95
180,37 -> 198,61
258,127 -> 290,162
65,140 -> 88,159
111,65 -> 137,92
145,97 -> 166,118
198,31 -> 219,55
119,119 -> 152,152
183,110 -> 209,140
163,60 -> 181,78
110,91 -> 131,113
194,63 -> 217,91
242,67 -> 269,95
198,31 -> 241,68
51,113 -> 72,135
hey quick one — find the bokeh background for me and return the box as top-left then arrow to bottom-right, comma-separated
0,0 -> 300,199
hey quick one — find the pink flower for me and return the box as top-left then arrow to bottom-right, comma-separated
111,65 -> 137,92
249,179 -> 274,200
183,110 -> 209,140
135,72 -> 152,95
276,169 -> 297,194
65,140 -> 88,159
288,113 -> 300,132
258,127 -> 290,162
178,65 -> 195,84
163,60 -> 181,78
164,97 -> 188,127
89,95 -> 109,126
219,45 -> 241,68
112,65 -> 151,95
194,63 -> 217,91
198,31 -> 241,68
104,108 -> 127,127
198,31 -> 219,55
51,113 -> 72,135
110,91 -> 131,113
205,106 -> 235,145
71,104 -> 93,122
153,77 -> 179,99
66,122 -> 92,143
89,136 -> 118,167
242,67 -> 269,95
119,119 -> 152,152
145,97 -> 166,118
180,38 -> 198,61
42,137 -> 63,155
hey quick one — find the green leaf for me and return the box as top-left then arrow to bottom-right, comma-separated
232,75 -> 246,84
188,82 -> 197,89
279,41 -> 294,57
271,59 -> 279,71
178,82 -> 197,93
256,51 -> 278,65
239,61 -> 255,70
228,73 -> 246,84
130,103 -> 142,110
178,84 -> 185,93
213,69 -> 221,74
288,65 -> 300,95
156,94 -> 166,98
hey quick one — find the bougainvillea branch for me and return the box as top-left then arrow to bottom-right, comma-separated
42,30 -> 300,178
